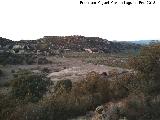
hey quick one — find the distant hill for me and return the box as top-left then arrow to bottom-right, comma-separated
127,40 -> 160,45
37,36 -> 141,53
0,35 -> 141,53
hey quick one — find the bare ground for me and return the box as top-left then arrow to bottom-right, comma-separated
0,57 -> 128,84
0,56 -> 129,95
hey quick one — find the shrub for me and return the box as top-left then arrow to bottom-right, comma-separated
0,52 -> 38,65
108,69 -> 119,77
38,57 -> 52,64
129,45 -> 160,96
0,69 -> 2,76
0,94 -> 18,120
0,70 -> 143,120
11,69 -> 15,73
41,67 -> 50,73
107,73 -> 136,100
0,52 -> 24,65
25,54 -> 36,64
72,71 -> 110,107
10,70 -> 52,102
27,72 -> 109,119
3,81 -> 10,87
54,79 -> 72,94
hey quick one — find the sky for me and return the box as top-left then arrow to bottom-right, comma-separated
0,0 -> 160,41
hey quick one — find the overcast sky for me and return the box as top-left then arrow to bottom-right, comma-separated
0,0 -> 160,41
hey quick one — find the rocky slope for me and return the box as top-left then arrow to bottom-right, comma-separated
0,35 -> 141,54
37,36 -> 141,53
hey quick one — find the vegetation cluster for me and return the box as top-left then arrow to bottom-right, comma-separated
0,45 -> 160,120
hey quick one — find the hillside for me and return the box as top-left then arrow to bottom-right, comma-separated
0,36 -> 160,120
0,35 -> 141,54
37,36 -> 141,53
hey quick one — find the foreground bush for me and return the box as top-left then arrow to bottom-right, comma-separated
129,45 -> 160,96
0,69 -> 147,120
90,45 -> 160,120
0,69 -> 2,76
0,71 -> 111,120
10,69 -> 52,102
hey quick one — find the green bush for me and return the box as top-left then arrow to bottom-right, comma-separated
0,70 -> 145,120
10,70 -> 52,102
